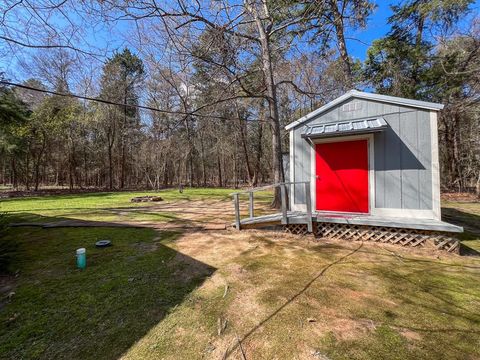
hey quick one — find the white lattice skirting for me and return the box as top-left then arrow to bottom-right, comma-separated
284,223 -> 460,253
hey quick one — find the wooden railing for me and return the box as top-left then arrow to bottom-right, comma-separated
231,181 -> 313,232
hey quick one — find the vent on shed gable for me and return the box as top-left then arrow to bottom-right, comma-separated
342,101 -> 362,112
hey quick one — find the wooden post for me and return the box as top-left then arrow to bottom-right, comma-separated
281,184 -> 287,224
234,193 -> 241,230
249,192 -> 254,218
305,182 -> 313,233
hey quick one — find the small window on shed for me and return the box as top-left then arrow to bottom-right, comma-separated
342,101 -> 362,112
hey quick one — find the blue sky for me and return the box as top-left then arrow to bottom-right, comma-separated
1,0 -> 478,82
347,1 -> 393,60
89,1 -> 399,62
347,0 -> 479,60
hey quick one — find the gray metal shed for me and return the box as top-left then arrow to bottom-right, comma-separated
287,90 -> 444,220
231,90 -> 462,254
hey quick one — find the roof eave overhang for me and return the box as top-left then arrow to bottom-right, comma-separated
286,90 -> 444,131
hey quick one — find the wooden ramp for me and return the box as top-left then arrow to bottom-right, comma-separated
239,211 -> 309,228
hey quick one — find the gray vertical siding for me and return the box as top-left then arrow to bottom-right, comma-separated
417,111 -> 433,209
293,126 -> 311,204
399,110 -> 420,209
291,97 -> 433,210
378,113 -> 402,208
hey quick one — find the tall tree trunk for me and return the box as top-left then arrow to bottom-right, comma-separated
11,157 -> 17,190
236,105 -> 254,184
184,116 -> 194,187
476,173 -> 480,196
68,132 -> 75,190
253,121 -> 264,186
442,114 -> 461,190
329,0 -> 352,88
0,154 -> 4,185
69,154 -> 74,190
217,154 -> 223,187
200,133 -> 207,187
108,145 -> 113,190
83,146 -> 88,188
25,151 -> 30,191
107,126 -> 115,190
120,88 -> 128,189
246,0 -> 285,206
120,143 -> 126,189
34,159 -> 40,192
410,14 -> 425,95
233,137 -> 238,189
163,154 -> 169,187
452,113 -> 461,191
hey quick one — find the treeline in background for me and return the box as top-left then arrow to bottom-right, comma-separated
0,0 -> 479,193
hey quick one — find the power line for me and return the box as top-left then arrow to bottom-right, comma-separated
0,80 -> 265,122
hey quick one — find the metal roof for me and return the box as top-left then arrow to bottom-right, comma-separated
301,117 -> 388,139
286,90 -> 444,131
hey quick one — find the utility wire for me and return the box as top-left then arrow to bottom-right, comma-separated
0,80 -> 265,122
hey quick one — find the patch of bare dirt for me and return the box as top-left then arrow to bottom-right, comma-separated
328,318 -> 377,340
295,302 -> 378,341
298,347 -> 332,360
124,199 -> 236,231
397,327 -> 422,341
442,192 -> 479,202
172,230 -> 256,267
227,284 -> 271,323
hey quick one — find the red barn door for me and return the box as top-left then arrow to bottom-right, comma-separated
315,139 -> 369,213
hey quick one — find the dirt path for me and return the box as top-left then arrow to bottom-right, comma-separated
9,199 -> 259,231
6,193 -> 250,232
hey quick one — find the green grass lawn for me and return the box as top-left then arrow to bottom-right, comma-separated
0,188 -> 235,223
0,189 -> 227,359
442,200 -> 480,252
0,226 -> 214,359
0,190 -> 479,360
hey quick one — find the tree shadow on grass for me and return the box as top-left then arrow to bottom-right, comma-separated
0,213 -> 216,360
3,207 -> 181,226
442,207 -> 480,256
366,259 -> 480,359
302,240 -> 480,359
0,191 -> 118,203
223,241 -> 365,359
